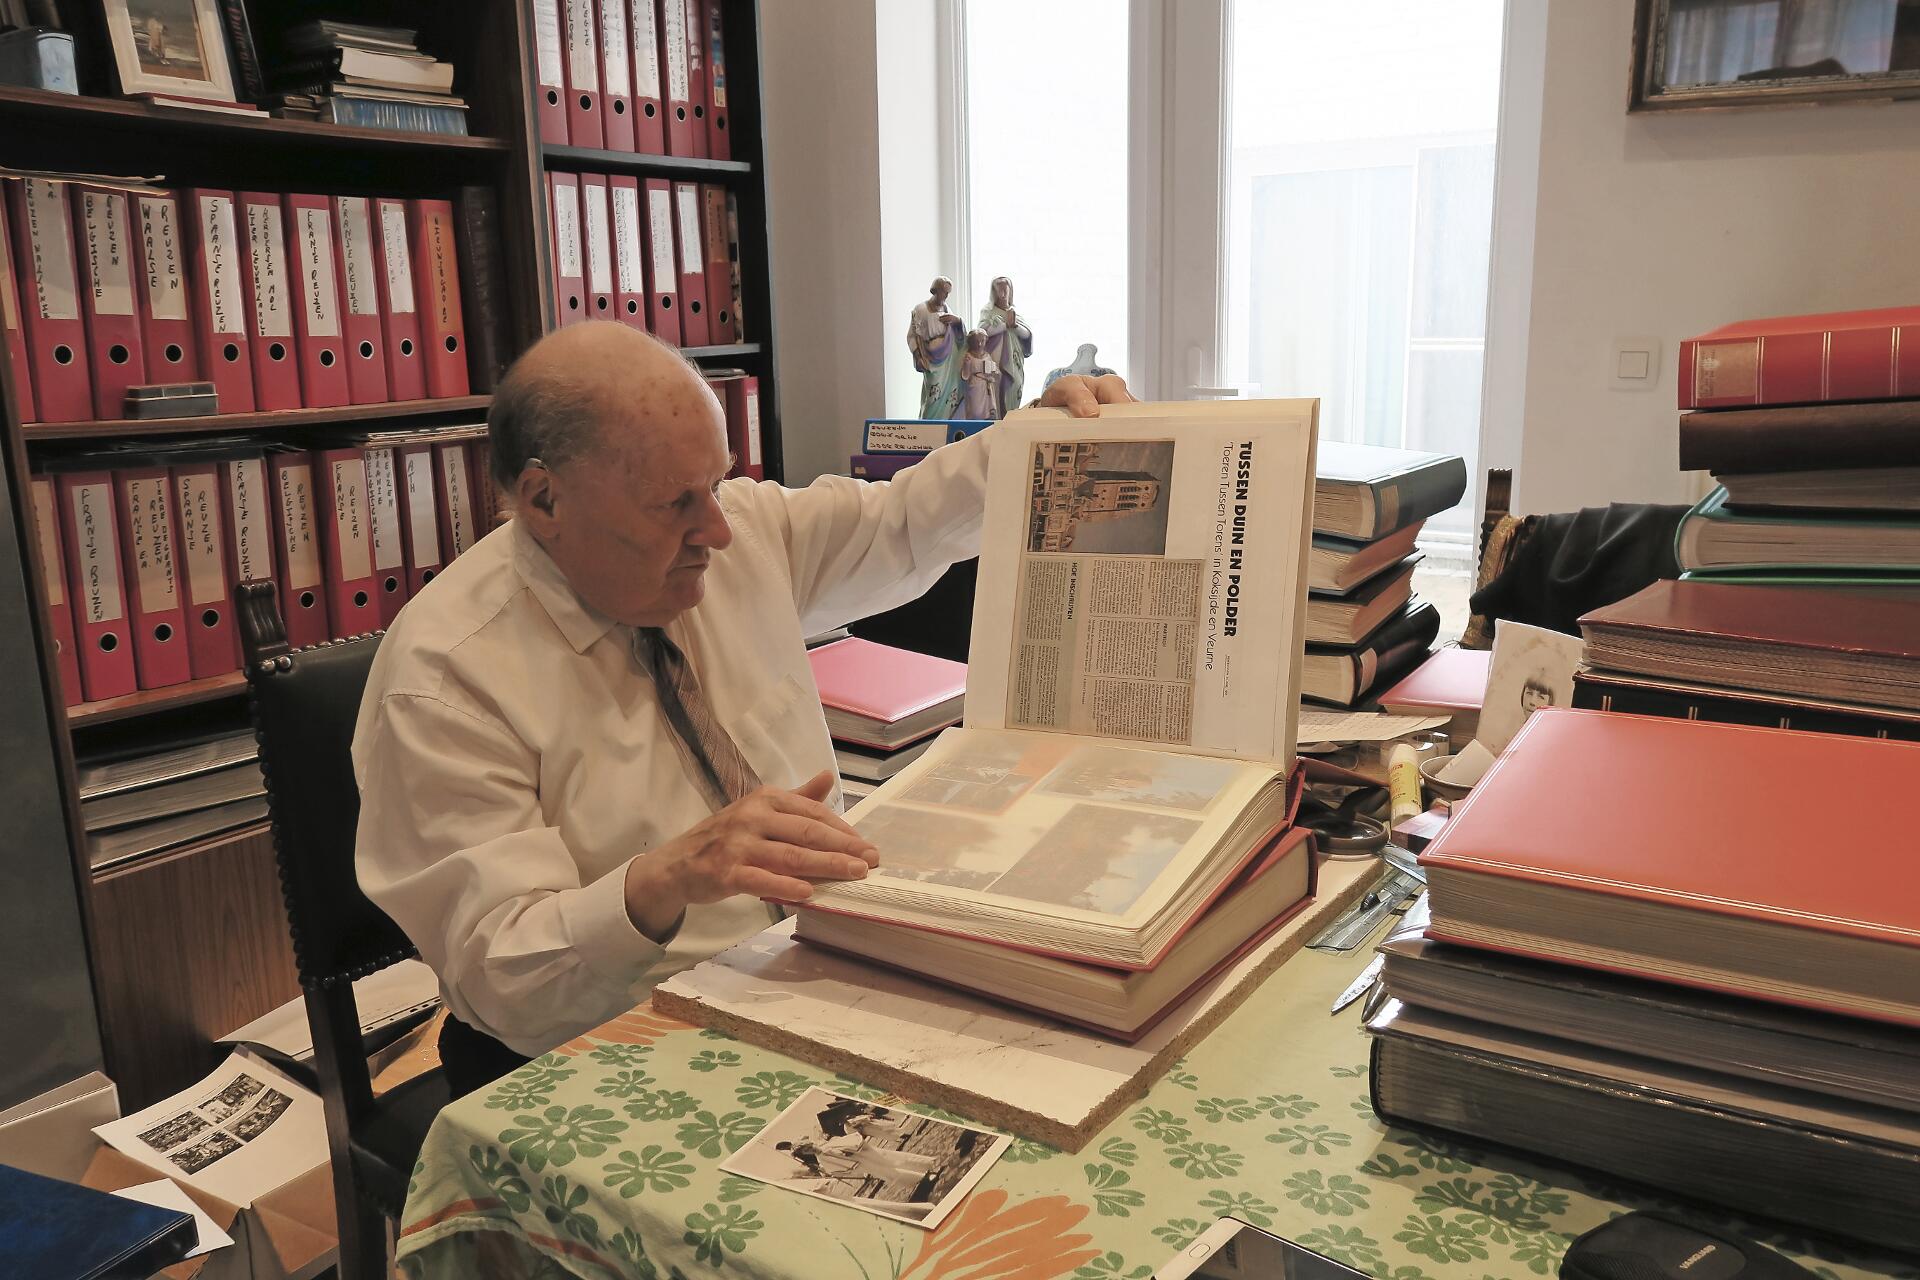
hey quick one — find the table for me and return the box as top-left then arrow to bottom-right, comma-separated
398,946 -> 1919,1280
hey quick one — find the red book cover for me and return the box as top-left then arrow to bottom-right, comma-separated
0,190 -> 35,422
609,176 -> 648,330
806,636 -> 965,726
670,180 -> 709,346
372,197 -> 426,402
266,452 -> 331,648
548,172 -> 586,328
70,186 -> 146,418
1377,646 -> 1488,715
722,374 -> 761,480
641,178 -> 680,344
282,194 -> 350,408
1680,306 -> 1920,410
626,0 -> 666,154
55,470 -> 137,702
597,0 -> 636,151
330,196 -> 391,405
580,174 -> 616,322
561,0 -> 605,148
112,465 -> 192,689
659,0 -> 695,156
181,189 -> 255,413
700,184 -> 734,342
235,191 -> 300,411
169,460 -> 241,678
406,199 -> 470,398
28,476 -> 82,704
361,446 -> 411,625
530,0 -> 570,145
312,447 -> 383,638
129,191 -> 198,391
682,0 -> 709,159
5,177 -> 92,423
702,0 -> 730,160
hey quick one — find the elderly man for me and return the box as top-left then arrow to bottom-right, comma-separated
353,322 -> 1130,1094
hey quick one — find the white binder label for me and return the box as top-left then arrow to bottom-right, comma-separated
404,451 -> 442,567
246,203 -> 292,339
331,458 -> 373,580
277,461 -> 322,589
554,180 -> 583,277
226,458 -> 271,582
69,483 -> 123,624
584,182 -> 613,295
174,470 -> 226,608
31,479 -> 64,608
200,195 -> 245,337
648,187 -> 676,293
663,0 -> 689,102
744,386 -> 762,465
630,0 -> 660,99
599,0 -> 629,95
295,207 -> 341,338
612,183 -> 643,292
364,448 -> 405,572
126,476 -> 179,611
138,196 -> 188,322
441,446 -> 473,556
24,179 -> 78,321
565,0 -> 598,90
81,191 -> 135,317
379,202 -> 416,315
674,184 -> 701,275
335,198 -> 378,317
532,0 -> 564,87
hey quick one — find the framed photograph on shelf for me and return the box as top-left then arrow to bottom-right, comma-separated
99,0 -> 239,102
1631,0 -> 1920,110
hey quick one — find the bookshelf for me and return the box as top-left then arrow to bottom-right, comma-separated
0,0 -> 783,1108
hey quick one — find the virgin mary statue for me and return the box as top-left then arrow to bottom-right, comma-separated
978,276 -> 1032,416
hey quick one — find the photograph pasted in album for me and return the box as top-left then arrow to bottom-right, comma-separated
797,401 -> 1320,980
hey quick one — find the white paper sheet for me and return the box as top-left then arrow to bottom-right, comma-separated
112,1179 -> 234,1258
219,958 -> 440,1063
1297,708 -> 1449,744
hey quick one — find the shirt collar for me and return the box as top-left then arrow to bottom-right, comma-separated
511,519 -> 619,654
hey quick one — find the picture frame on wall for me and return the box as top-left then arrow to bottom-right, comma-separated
98,0 -> 239,102
1631,0 -> 1920,111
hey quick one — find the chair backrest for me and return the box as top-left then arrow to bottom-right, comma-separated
239,583 -> 413,989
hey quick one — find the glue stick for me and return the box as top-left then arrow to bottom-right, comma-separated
1387,742 -> 1422,823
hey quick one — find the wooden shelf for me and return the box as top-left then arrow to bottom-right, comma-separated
683,343 -> 764,360
542,143 -> 753,176
68,671 -> 248,729
0,85 -> 508,156
23,396 -> 493,443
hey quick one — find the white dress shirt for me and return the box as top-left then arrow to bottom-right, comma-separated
352,431 -> 989,1055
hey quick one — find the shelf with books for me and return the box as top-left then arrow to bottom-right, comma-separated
66,671 -> 250,730
540,143 -> 753,177
20,396 -> 493,444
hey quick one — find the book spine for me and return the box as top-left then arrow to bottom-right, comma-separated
1680,320 -> 1920,410
318,97 -> 470,135
216,0 -> 266,101
453,185 -> 507,392
1571,670 -> 1920,743
1678,400 -> 1920,474
1371,455 -> 1467,538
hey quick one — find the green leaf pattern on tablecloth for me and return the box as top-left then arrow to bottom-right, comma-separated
400,948 -> 1912,1280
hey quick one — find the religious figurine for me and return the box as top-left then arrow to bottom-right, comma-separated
1043,343 -> 1117,393
977,276 -> 1032,417
906,275 -> 967,419
960,328 -> 1002,421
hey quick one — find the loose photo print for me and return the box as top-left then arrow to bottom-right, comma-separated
1038,744 -> 1237,812
721,1087 -> 1008,1229
228,1089 -> 293,1142
196,1072 -> 265,1124
1027,440 -> 1175,555
990,805 -> 1200,916
136,1110 -> 210,1153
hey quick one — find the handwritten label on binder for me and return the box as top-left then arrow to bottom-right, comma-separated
69,483 -> 123,624
277,462 -> 322,589
555,181 -> 583,277
174,470 -> 226,607
584,182 -> 613,295
631,0 -> 660,100
296,207 -> 341,338
743,386 -> 762,465
200,195 -> 245,336
336,198 -> 378,318
126,475 -> 180,611
565,0 -> 598,92
599,0 -> 630,96
404,451 -> 441,568
613,184 -> 643,293
82,191 -> 135,317
139,196 -> 188,322
663,0 -> 689,103
648,187 -> 676,294
365,449 -> 405,573
532,0 -> 564,88
441,447 -> 473,557
24,179 -> 78,321
674,184 -> 701,276
226,458 -> 270,583
379,202 -> 416,315
246,203 -> 292,339
331,458 -> 373,580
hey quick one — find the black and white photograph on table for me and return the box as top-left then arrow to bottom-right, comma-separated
135,1110 -> 209,1152
100,0 -> 240,100
228,1088 -> 292,1141
196,1071 -> 265,1123
720,1087 -> 1009,1229
169,1129 -> 243,1174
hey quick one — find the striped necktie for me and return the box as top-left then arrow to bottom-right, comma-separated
630,627 -> 763,810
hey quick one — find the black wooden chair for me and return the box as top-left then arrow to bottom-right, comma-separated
238,582 -> 449,1280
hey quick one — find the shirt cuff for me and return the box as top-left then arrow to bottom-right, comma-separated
560,858 -> 669,992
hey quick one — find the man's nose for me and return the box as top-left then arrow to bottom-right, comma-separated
689,490 -> 733,549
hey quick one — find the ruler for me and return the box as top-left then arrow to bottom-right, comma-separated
1307,863 -> 1424,952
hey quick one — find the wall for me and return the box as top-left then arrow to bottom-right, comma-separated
1511,0 -> 1920,514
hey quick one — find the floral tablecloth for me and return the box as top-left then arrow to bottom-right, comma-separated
398,947 -> 1919,1280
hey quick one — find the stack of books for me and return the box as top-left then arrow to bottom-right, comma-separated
807,637 -> 966,804
849,419 -> 993,481
1300,443 -> 1466,707
1370,708 -> 1920,1253
79,728 -> 264,871
1674,306 -> 1920,581
268,21 -> 467,135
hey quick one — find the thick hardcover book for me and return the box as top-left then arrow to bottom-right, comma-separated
454,185 -> 508,391
1420,707 -> 1920,1026
1304,554 -> 1416,646
1578,578 -> 1920,712
4,1161 -> 196,1278
805,636 -> 965,750
1313,441 -> 1466,541
1572,667 -> 1920,743
1301,598 -> 1440,707
1679,398 -> 1920,474
1308,521 -> 1423,594
1367,1003 -> 1920,1255
1677,485 -> 1920,574
1378,645 -> 1488,720
1679,305 -> 1920,410
1717,465 -> 1920,513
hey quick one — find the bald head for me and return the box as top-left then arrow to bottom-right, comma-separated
489,321 -> 715,489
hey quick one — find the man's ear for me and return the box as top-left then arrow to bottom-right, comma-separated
515,465 -> 561,535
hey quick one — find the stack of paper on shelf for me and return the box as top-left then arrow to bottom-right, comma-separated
792,399 -> 1324,1038
1369,707 -> 1920,1253
79,728 -> 265,872
268,21 -> 468,135
1301,443 -> 1466,707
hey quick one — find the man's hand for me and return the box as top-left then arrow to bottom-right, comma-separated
1041,373 -> 1136,418
623,770 -> 879,940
